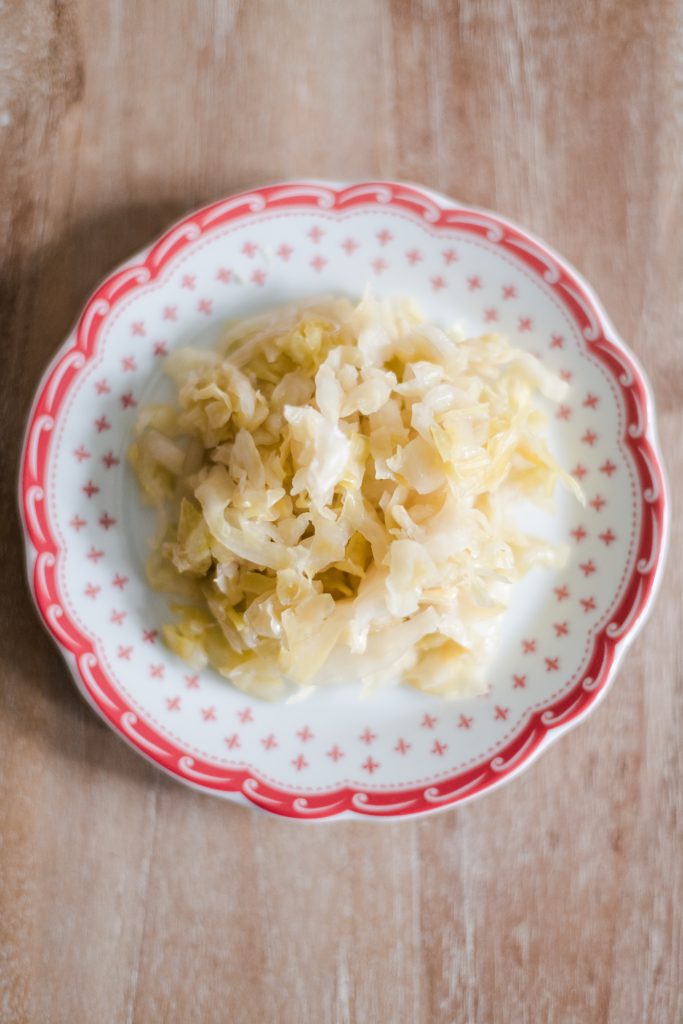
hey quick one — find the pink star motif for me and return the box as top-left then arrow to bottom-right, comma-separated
102,451 -> 120,469
110,610 -> 126,625
308,226 -> 325,243
518,316 -> 533,332
201,706 -> 216,722
555,585 -> 570,601
238,707 -> 254,724
84,583 -> 100,600
74,446 -> 91,462
70,515 -> 87,531
406,248 -> 422,264
571,525 -> 587,542
572,463 -> 588,480
310,254 -> 327,272
579,560 -> 596,577
86,547 -> 104,562
131,321 -> 145,336
362,756 -> 379,774
590,494 -> 606,512
550,334 -> 564,349
166,697 -> 181,711
251,269 -> 266,286
583,393 -> 599,409
117,645 -> 132,660
292,753 -> 308,771
421,713 -> 437,729
494,706 -> 509,721
327,745 -> 345,761
149,664 -> 164,679
545,657 -> 559,672
467,275 -> 482,291
600,460 -> 617,477
581,596 -> 597,613
556,405 -> 572,421
181,274 -> 196,289
431,739 -> 448,756
276,244 -> 293,261
599,529 -> 616,546
559,369 -> 573,382
95,416 -> 111,433
458,715 -> 473,730
394,738 -> 411,754
185,674 -> 200,689
359,727 -> 376,744
554,621 -> 569,637
502,285 -> 517,300
120,392 -> 137,409
197,298 -> 213,315
99,512 -> 116,530
581,429 -> 598,446
431,275 -> 446,291
341,238 -> 358,255
242,241 -> 258,257
216,267 -> 232,283
122,356 -> 137,372
297,725 -> 314,742
153,341 -> 168,357
513,674 -> 527,689
95,379 -> 110,395
112,573 -> 128,589
371,257 -> 388,275
261,733 -> 278,750
442,248 -> 458,265
143,629 -> 158,643
163,306 -> 178,321
225,733 -> 241,749
377,229 -> 393,245
522,639 -> 536,654
484,307 -> 498,322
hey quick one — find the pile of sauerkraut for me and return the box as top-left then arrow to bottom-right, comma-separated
129,295 -> 580,700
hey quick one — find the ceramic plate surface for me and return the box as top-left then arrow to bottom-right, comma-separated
20,181 -> 668,820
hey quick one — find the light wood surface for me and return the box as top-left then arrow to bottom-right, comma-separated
1,2 -> 681,1021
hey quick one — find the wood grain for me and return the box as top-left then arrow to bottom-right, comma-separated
0,1 -> 681,1021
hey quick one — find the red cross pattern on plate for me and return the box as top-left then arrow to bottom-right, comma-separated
19,181 -> 665,820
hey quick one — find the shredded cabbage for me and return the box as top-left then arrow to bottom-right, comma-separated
130,295 -> 582,700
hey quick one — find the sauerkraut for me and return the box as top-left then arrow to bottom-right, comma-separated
129,295 -> 581,700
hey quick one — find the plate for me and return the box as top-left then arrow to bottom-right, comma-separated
19,181 -> 668,820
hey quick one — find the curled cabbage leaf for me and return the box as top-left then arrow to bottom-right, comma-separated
129,294 -> 581,701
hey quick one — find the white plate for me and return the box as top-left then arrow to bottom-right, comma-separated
20,181 -> 668,820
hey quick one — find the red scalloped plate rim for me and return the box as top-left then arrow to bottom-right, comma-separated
18,180 -> 669,820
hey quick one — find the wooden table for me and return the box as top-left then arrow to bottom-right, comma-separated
1,2 -> 681,1021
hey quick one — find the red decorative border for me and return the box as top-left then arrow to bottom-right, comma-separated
20,182 -> 667,819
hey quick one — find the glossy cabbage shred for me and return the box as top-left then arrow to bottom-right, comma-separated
129,295 -> 582,700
